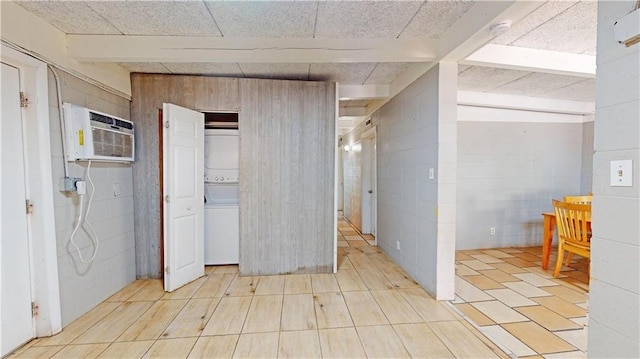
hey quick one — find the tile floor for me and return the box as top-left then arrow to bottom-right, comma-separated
453,247 -> 590,358
10,218 -> 510,359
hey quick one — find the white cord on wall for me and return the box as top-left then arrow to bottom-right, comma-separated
69,160 -> 100,263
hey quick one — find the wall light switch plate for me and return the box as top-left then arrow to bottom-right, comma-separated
428,168 -> 435,180
610,160 -> 633,187
113,182 -> 122,197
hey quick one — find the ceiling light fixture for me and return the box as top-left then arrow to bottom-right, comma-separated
489,20 -> 512,37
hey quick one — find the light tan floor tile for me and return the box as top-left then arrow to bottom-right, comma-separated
456,264 -> 481,276
7,345 -> 64,358
254,276 -> 285,295
576,302 -> 588,309
458,259 -> 495,270
162,298 -> 220,338
281,294 -> 317,331
162,277 -> 207,300
455,276 -> 494,302
233,332 -> 279,358
34,302 -> 120,345
532,296 -> 587,318
205,266 -> 216,275
212,265 -> 239,274
51,343 -> 109,359
502,257 -> 537,268
277,330 -> 321,358
202,296 -> 251,336
224,276 -> 258,296
344,235 -> 364,241
98,341 -> 154,358
337,240 -> 349,247
500,248 -> 524,254
455,252 -> 473,261
393,323 -> 454,358
481,250 -> 515,259
429,321 -> 500,358
470,301 -> 530,324
370,290 -> 421,324
380,266 -> 421,288
313,292 -> 354,329
142,337 -> 197,358
310,273 -> 340,293
513,252 -> 542,262
356,325 -> 410,358
485,288 -> 537,307
128,280 -> 165,301
525,266 -> 559,279
453,303 -> 496,326
482,325 -> 536,357
470,254 -> 505,264
461,275 -> 505,290
478,269 -> 520,283
73,301 -> 154,344
490,262 -> 530,274
347,240 -> 369,247
516,306 -> 582,331
570,316 -> 588,327
318,328 -> 367,358
501,322 -> 576,354
555,328 -> 588,352
358,246 -> 379,254
242,295 -> 283,333
342,291 -> 389,326
368,253 -> 397,268
188,335 -> 238,358
193,273 -> 235,298
347,253 -> 376,269
283,274 -> 311,294
399,288 -> 459,322
503,281 -> 553,298
543,286 -> 588,304
335,269 -> 368,291
513,273 -> 559,287
106,280 -> 147,302
356,268 -> 394,290
542,350 -> 587,358
336,254 -> 354,270
117,299 -> 187,341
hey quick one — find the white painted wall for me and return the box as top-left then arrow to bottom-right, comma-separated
48,70 -> 135,326
589,1 -> 640,357
342,141 -> 363,230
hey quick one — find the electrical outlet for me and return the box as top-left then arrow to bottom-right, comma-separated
396,241 -> 400,250
490,227 -> 496,235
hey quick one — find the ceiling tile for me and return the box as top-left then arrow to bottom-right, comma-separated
315,2 -> 423,38
86,1 -> 221,36
491,72 -> 588,97
364,63 -> 412,85
162,63 -> 243,77
543,78 -> 595,102
16,1 -> 121,34
118,63 -> 171,74
204,1 -> 316,37
309,63 -> 377,85
400,0 -> 475,38
510,1 -> 597,54
238,63 -> 310,81
458,66 -> 531,92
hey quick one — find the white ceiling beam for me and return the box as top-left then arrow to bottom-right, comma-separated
338,84 -> 389,100
458,91 -> 595,115
339,107 -> 366,117
462,44 -> 596,78
67,35 -> 437,63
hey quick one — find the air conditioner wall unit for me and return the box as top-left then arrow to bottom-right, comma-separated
63,103 -> 135,162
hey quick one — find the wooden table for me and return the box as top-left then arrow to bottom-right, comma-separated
541,212 -> 556,270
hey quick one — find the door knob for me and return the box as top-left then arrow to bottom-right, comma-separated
368,190 -> 373,194
186,205 -> 192,211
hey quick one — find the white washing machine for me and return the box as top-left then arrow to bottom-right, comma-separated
204,184 -> 239,265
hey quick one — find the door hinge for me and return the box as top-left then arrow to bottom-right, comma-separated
165,266 -> 170,274
26,199 -> 33,214
31,302 -> 39,317
164,195 -> 170,203
20,92 -> 29,108
164,121 -> 170,128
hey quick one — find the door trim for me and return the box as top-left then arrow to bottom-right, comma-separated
2,44 -> 62,337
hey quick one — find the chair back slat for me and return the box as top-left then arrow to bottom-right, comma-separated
563,195 -> 593,205
553,199 -> 591,248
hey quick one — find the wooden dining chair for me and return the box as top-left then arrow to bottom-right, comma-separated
564,195 -> 593,204
552,199 -> 592,278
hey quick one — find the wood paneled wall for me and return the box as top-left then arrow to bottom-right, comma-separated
131,74 -> 239,278
239,79 -> 335,275
131,74 -> 335,278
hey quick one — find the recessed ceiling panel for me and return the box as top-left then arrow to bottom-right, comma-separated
492,72 -> 588,97
239,63 -> 310,81
364,63 -> 412,85
118,63 -> 171,74
400,0 -> 475,38
309,63 -> 377,85
315,2 -> 422,38
345,100 -> 371,108
543,78 -> 595,102
16,1 -> 122,34
458,66 -> 531,92
510,1 -> 597,54
86,1 -> 221,36
162,63 -> 243,77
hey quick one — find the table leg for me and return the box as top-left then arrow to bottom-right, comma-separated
541,215 -> 555,270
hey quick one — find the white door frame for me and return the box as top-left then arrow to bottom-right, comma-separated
360,126 -> 377,241
2,44 -> 62,337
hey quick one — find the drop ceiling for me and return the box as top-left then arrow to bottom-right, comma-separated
14,0 -> 598,133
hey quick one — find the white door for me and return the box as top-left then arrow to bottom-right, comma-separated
162,103 -> 204,292
1,62 -> 34,355
370,136 -> 377,238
